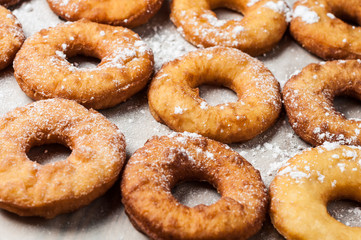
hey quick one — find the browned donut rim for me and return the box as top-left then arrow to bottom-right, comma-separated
283,60 -> 361,146
121,133 -> 268,240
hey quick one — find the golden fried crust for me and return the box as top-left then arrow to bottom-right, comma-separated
121,133 -> 268,240
0,6 -> 24,70
290,0 -> 361,60
0,99 -> 126,218
13,20 -> 154,110
148,47 -> 282,143
46,0 -> 164,28
170,0 -> 289,56
283,60 -> 361,146
270,144 -> 361,240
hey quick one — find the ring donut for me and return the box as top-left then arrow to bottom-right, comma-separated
121,132 -> 268,240
170,0 -> 289,56
291,0 -> 361,60
47,0 -> 164,28
283,60 -> 361,146
148,47 -> 282,143
270,143 -> 361,240
0,6 -> 24,70
0,98 -> 126,218
14,20 -> 154,110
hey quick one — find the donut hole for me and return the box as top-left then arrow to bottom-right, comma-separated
172,181 -> 221,207
26,143 -> 71,165
328,3 -> 361,27
214,8 -> 244,21
198,84 -> 238,106
328,200 -> 361,227
67,55 -> 101,69
333,96 -> 361,120
333,12 -> 360,27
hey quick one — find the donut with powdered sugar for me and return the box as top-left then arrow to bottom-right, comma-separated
283,60 -> 361,146
0,6 -> 24,70
148,47 -> 282,143
0,99 -> 126,218
122,132 -> 268,240
271,143 -> 361,239
14,20 -> 154,109
291,0 -> 361,60
171,0 -> 290,56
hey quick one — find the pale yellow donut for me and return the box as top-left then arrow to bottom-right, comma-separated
271,143 -> 361,240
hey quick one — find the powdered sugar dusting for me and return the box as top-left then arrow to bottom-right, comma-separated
247,0 -> 261,7
293,5 -> 320,24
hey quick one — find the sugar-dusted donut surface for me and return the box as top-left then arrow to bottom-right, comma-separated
148,47 -> 282,143
0,6 -> 24,70
0,99 -> 126,218
291,0 -> 361,60
121,132 -> 268,240
171,0 -> 290,56
14,20 -> 154,109
283,60 -> 361,146
271,143 -> 361,240
47,0 -> 164,28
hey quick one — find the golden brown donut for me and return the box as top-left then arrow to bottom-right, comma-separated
121,132 -> 268,240
46,0 -> 164,28
291,0 -> 361,60
270,143 -> 361,240
148,47 -> 282,143
13,20 -> 154,110
283,60 -> 361,146
171,0 -> 289,56
0,98 -> 126,218
0,6 -> 24,70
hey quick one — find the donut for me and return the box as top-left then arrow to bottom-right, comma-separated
0,6 -> 24,70
290,0 -> 361,60
148,47 -> 282,143
46,0 -> 164,28
270,143 -> 361,240
283,60 -> 361,146
170,0 -> 290,56
13,20 -> 154,110
121,132 -> 268,240
0,98 -> 126,218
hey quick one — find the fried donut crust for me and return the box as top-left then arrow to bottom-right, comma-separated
47,0 -> 164,28
283,60 -> 361,146
13,20 -> 154,110
0,99 -> 126,218
270,144 -> 361,240
148,47 -> 282,143
171,0 -> 289,56
0,6 -> 24,70
291,0 -> 361,60
121,132 -> 268,240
